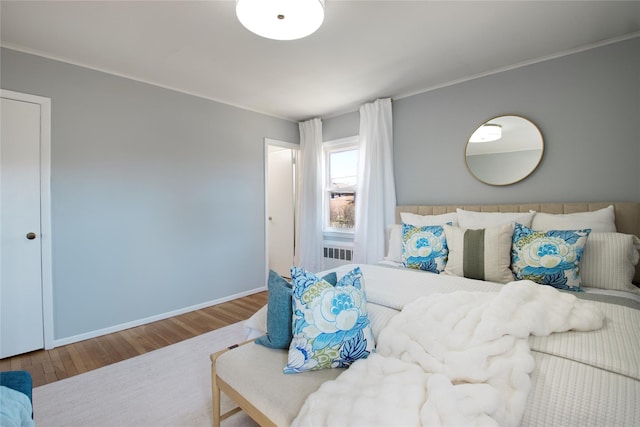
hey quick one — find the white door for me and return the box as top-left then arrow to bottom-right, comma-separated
266,143 -> 297,278
1,92 -> 52,358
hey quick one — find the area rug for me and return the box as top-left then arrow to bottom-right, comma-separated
34,322 -> 258,427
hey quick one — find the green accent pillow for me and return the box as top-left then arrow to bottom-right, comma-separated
444,224 -> 515,283
256,269 -> 337,349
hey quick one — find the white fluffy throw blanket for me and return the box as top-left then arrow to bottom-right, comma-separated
292,281 -> 604,427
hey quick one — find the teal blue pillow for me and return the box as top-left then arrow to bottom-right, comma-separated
511,223 -> 591,292
402,223 -> 449,273
284,266 -> 375,373
256,269 -> 337,349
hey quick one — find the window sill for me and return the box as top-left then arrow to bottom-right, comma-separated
323,230 -> 354,242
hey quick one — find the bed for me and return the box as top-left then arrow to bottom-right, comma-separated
211,202 -> 640,427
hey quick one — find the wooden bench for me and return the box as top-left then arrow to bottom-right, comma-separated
210,341 -> 342,426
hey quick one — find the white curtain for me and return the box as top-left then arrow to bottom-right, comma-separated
353,98 -> 396,264
294,118 -> 324,272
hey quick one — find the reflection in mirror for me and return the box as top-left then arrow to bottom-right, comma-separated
465,115 -> 543,186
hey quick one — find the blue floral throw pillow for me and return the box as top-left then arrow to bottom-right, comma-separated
402,223 -> 448,273
284,266 -> 375,374
511,223 -> 591,292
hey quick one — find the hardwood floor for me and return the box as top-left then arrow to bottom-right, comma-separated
0,291 -> 268,388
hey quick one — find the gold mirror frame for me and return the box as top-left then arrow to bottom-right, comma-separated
465,115 -> 544,186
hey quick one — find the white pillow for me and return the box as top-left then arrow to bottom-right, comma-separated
444,224 -> 515,284
580,232 -> 640,294
400,211 -> 459,227
531,205 -> 616,232
456,209 -> 535,229
386,212 -> 459,263
385,224 -> 403,263
244,304 -> 267,339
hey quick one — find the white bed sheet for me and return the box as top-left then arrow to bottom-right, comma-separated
375,260 -> 640,303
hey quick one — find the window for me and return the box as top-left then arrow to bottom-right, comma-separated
324,137 -> 359,233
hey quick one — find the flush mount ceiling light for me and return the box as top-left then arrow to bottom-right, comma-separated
469,124 -> 502,143
236,0 -> 325,40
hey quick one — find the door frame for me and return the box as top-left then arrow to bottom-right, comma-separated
1,89 -> 54,350
264,138 -> 298,282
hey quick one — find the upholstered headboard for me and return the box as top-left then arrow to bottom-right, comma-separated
396,202 -> 640,283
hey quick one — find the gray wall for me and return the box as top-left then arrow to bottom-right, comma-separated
1,48 -> 298,340
323,110 -> 358,141
325,36 -> 640,205
2,36 -> 638,341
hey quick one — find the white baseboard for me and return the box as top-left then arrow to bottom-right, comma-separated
52,286 -> 267,348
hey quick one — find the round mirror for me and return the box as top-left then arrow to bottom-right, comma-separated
465,115 -> 543,186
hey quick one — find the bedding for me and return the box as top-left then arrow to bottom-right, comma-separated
235,263 -> 639,427
219,202 -> 640,427
444,223 -> 514,283
284,266 -> 375,373
580,232 -> 640,293
255,270 -> 337,349
530,205 -> 616,232
456,208 -> 535,228
400,211 -> 459,227
293,279 -> 604,427
396,202 -> 640,283
294,264 -> 639,427
386,212 -> 459,263
401,224 -> 448,273
511,223 -> 591,292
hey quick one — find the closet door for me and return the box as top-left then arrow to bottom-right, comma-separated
266,142 -> 297,278
0,96 -> 45,358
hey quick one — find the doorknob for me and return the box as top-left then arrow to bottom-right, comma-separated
26,232 -> 37,240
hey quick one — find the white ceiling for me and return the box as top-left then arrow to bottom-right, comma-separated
1,1 -> 639,122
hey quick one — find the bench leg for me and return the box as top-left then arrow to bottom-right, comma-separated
212,362 -> 221,427
211,341 -> 261,426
